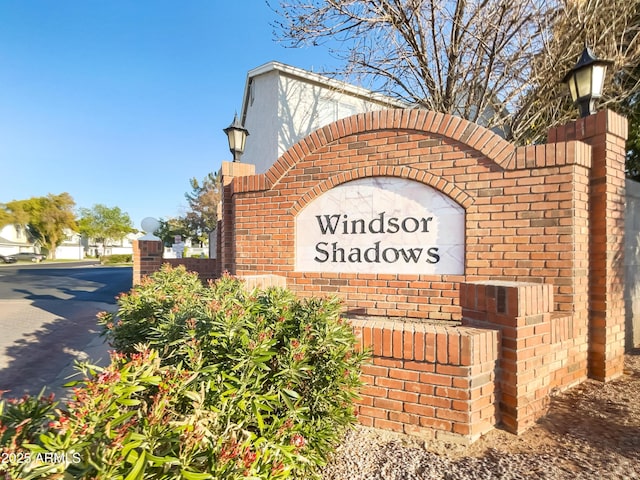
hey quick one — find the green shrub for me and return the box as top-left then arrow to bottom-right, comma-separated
1,265 -> 367,479
0,390 -> 57,456
99,265 -> 367,476
1,349 -> 301,479
101,264 -> 210,354
101,254 -> 132,264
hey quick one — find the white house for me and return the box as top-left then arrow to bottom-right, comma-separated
54,229 -> 84,260
0,224 -> 36,257
0,224 -> 145,260
0,224 -> 86,259
86,231 -> 145,258
238,61 -> 406,173
236,62 -> 518,174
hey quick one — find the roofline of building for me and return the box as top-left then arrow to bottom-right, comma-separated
240,61 -> 407,124
0,236 -> 31,246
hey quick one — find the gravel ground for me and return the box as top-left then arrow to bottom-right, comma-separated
323,349 -> 640,480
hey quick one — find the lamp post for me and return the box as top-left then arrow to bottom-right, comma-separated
562,47 -> 613,118
223,114 -> 249,162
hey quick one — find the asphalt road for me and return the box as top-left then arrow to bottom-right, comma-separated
0,262 -> 132,398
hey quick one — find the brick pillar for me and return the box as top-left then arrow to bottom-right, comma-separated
460,281 -> 554,434
214,219 -> 222,277
132,239 -> 163,285
219,161 -> 255,275
548,110 -> 628,381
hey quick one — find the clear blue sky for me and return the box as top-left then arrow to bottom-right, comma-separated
0,0 -> 337,230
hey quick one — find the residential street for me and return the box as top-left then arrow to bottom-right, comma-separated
0,263 -> 131,398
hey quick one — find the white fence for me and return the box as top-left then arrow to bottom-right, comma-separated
625,179 -> 640,349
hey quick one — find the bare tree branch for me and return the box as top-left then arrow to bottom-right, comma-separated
271,0 -> 640,145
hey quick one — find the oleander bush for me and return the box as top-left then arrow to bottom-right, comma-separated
0,390 -> 56,455
1,350 -> 304,479
1,265 -> 367,479
101,264 -> 210,353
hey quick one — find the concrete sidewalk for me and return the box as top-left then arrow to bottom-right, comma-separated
49,326 -> 113,400
0,299 -> 114,400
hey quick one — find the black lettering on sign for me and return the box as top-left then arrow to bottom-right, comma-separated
316,215 -> 341,234
426,247 -> 440,264
315,213 -> 434,235
313,243 -> 441,265
314,242 -> 329,262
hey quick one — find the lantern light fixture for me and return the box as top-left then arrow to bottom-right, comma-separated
562,46 -> 613,118
223,113 -> 249,162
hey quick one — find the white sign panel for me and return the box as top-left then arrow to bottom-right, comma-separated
295,177 -> 465,274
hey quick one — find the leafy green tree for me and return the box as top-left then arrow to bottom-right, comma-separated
157,173 -> 221,247
78,204 -> 135,247
156,216 -> 191,247
182,171 -> 222,244
1,193 -> 77,258
0,208 -> 13,229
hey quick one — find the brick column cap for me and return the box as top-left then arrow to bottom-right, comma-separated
220,161 -> 256,185
547,109 -> 628,143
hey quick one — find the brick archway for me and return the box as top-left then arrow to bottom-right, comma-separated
226,108 -> 595,323
259,110 -> 516,191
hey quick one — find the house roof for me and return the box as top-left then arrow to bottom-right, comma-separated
0,235 -> 27,246
240,61 -> 406,124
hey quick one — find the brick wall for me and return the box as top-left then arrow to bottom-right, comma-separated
132,240 -> 218,285
460,281 -> 582,434
226,109 -> 593,325
351,316 -> 499,443
548,111 -> 628,380
164,258 -> 218,283
219,161 -> 256,275
133,108 -> 628,441
132,239 -> 163,284
351,279 -> 587,441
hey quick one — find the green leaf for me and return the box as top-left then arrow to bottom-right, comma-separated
145,452 -> 180,466
122,441 -> 143,462
251,401 -> 265,431
180,470 -> 214,480
253,401 -> 274,412
111,410 -> 137,428
183,390 -> 204,403
221,371 -> 241,383
282,388 -> 300,399
124,450 -> 146,480
280,391 -> 294,411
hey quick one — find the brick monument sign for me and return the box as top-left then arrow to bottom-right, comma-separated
134,108 -> 627,443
